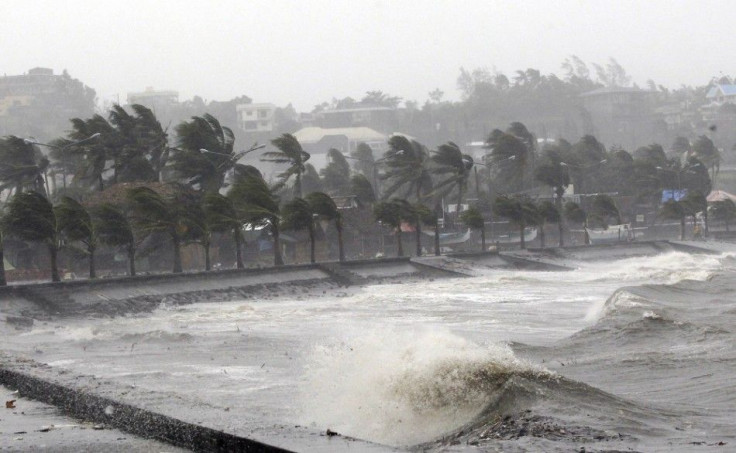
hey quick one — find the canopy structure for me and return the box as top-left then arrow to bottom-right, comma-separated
707,190 -> 736,203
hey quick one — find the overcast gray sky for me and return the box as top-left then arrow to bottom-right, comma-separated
3,0 -> 733,111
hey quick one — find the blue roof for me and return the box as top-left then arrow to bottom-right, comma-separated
707,84 -> 736,98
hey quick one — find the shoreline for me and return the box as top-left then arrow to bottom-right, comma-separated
0,240 -> 725,452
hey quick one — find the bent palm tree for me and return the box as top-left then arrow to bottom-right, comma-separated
5,192 -> 61,282
431,142 -> 474,216
171,114 -> 236,193
381,135 -> 432,202
0,136 -> 50,197
281,198 -> 316,263
261,133 -> 310,198
56,196 -> 98,278
204,193 -> 245,269
461,206 -> 486,251
93,203 -> 137,276
228,173 -> 284,266
306,192 -> 345,262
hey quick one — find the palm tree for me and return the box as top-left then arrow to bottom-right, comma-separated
56,196 -> 98,278
351,174 -> 376,205
171,114 -> 236,193
373,198 -> 413,257
536,201 -> 561,248
534,147 -> 570,245
564,201 -> 588,245
693,135 -> 720,184
0,136 -> 50,197
203,193 -> 245,269
228,173 -> 284,266
588,194 -> 621,229
682,190 -> 708,236
320,149 -> 351,195
306,192 -> 345,262
281,198 -> 316,263
67,114 -> 118,191
431,142 -> 474,217
460,206 -> 486,251
381,135 -> 432,202
710,199 -> 736,232
493,195 -> 537,249
5,192 -> 61,282
261,133 -> 310,198
658,200 -> 688,240
127,186 -> 197,273
93,203 -> 137,276
485,131 -> 528,193
0,207 -> 7,286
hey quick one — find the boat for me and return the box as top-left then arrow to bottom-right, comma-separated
421,228 -> 471,245
495,227 -> 537,244
585,224 -> 633,244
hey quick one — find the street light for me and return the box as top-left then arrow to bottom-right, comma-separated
656,163 -> 702,191
199,142 -> 266,168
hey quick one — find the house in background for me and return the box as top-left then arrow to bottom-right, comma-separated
580,86 -> 654,150
237,102 -> 276,132
126,87 -> 179,111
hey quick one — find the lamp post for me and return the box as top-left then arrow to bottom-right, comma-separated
199,142 -> 266,168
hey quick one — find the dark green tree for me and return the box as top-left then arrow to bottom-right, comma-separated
281,197 -> 316,263
460,206 -> 486,251
692,135 -> 720,184
493,195 -> 537,249
381,135 -> 432,202
5,192 -> 61,281
203,193 -> 245,269
171,114 -> 236,193
658,200 -> 688,240
0,136 -> 50,197
262,133 -> 311,198
431,142 -> 474,215
564,201 -> 588,245
351,174 -> 376,205
306,192 -> 345,262
56,196 -> 98,278
536,200 -> 561,248
93,203 -> 137,276
588,194 -> 621,229
228,173 -> 284,266
709,199 -> 736,232
373,198 -> 413,257
320,149 -> 352,195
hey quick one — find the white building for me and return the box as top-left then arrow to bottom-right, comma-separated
237,103 -> 276,132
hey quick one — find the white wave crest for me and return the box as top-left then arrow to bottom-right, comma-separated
298,328 -> 547,446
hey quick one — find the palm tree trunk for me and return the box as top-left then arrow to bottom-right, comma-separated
704,211 -> 709,237
309,224 -> 316,263
128,245 -> 136,276
558,220 -> 564,247
88,246 -> 96,279
273,227 -> 284,266
415,221 -> 422,256
540,223 -> 546,248
204,241 -> 211,271
98,174 -> 104,192
234,230 -> 244,269
434,226 -> 440,256
680,217 -> 685,240
49,244 -> 60,282
336,220 -> 345,262
480,226 -> 486,252
519,223 -> 526,250
396,227 -> 404,257
556,186 -> 565,247
173,239 -> 183,273
0,245 -> 7,286
295,172 -> 302,198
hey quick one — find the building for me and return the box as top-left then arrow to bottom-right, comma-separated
236,102 -> 276,132
292,126 -> 389,170
0,67 -> 96,139
126,87 -> 179,111
315,105 -> 397,134
580,86 -> 654,149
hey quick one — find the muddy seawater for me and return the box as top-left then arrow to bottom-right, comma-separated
3,250 -> 735,452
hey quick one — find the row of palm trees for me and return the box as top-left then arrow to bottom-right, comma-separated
0,168 -> 348,284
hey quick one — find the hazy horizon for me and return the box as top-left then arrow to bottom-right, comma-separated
4,0 -> 734,111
